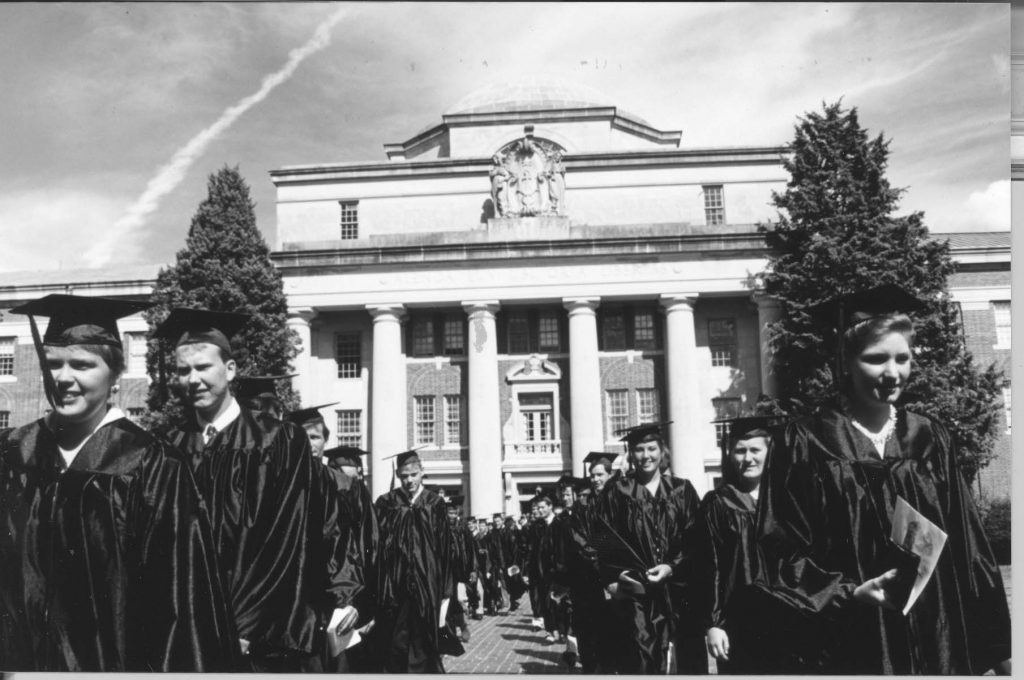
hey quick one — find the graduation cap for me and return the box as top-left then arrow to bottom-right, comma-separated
9,294 -> 154,410
615,421 -> 673,447
287,402 -> 339,428
446,494 -> 465,508
153,308 -> 250,355
324,445 -> 366,469
806,284 -> 927,333
385,447 -> 426,469
713,415 -> 788,450
557,474 -> 590,494
236,374 -> 296,401
10,294 -> 152,349
584,451 -> 616,471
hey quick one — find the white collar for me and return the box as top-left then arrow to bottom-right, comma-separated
542,512 -> 555,525
851,405 -> 897,458
643,474 -> 661,497
53,407 -> 126,470
199,397 -> 241,433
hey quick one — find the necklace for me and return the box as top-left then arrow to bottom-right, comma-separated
852,405 -> 897,458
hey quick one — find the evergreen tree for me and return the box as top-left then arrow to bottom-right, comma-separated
759,101 -> 1002,482
143,166 -> 299,435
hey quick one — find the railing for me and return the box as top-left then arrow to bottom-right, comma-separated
503,441 -> 562,457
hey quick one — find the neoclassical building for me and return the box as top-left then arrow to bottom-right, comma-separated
0,79 -> 1010,515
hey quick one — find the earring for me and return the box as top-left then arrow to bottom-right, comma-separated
111,384 -> 120,394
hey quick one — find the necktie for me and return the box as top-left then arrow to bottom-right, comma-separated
204,424 -> 218,445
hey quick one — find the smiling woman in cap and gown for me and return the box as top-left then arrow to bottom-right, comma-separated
754,284 -> 1011,674
585,421 -> 704,674
0,295 -> 236,671
694,415 -> 786,674
369,448 -> 455,672
155,307 -> 354,672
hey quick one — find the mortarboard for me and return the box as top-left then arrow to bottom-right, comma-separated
384,446 -> 427,469
236,374 -> 296,401
584,451 -> 616,470
324,445 -> 366,468
806,284 -> 927,333
287,402 -> 339,427
712,415 -> 788,450
153,308 -> 250,355
557,474 -> 590,494
10,294 -> 152,349
446,495 -> 465,508
616,421 -> 673,446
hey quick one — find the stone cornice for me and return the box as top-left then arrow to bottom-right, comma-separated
270,145 -> 790,184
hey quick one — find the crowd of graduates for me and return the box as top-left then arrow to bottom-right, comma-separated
0,284 -> 1011,674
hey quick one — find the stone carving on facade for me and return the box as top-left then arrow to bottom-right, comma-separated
490,136 -> 566,218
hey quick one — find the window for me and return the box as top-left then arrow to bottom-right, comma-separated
444,395 -> 464,446
708,318 -> 737,367
637,388 -> 660,424
336,410 -> 362,447
127,407 -> 145,424
712,397 -> 741,448
1003,386 -> 1011,434
0,411 -> 8,428
443,318 -> 465,356
507,312 -> 531,354
0,337 -> 14,376
607,389 -> 629,437
335,332 -> 361,378
703,185 -> 725,225
519,393 -> 554,441
412,319 -> 435,357
993,301 -> 1011,348
602,312 -> 627,351
339,201 -> 359,240
122,332 -> 147,375
634,312 -> 657,350
414,396 -> 436,446
538,312 -> 560,351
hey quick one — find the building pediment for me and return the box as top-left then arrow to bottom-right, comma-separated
506,355 -> 562,383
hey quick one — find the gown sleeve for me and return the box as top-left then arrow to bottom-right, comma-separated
695,493 -> 726,632
755,422 -> 858,617
134,442 -> 238,671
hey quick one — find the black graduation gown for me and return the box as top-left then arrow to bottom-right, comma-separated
372,486 -> 454,673
695,484 -> 760,674
167,407 -> 345,661
755,406 -> 1011,674
525,515 -> 560,628
0,418 -> 236,671
588,472 -> 702,675
324,467 -> 379,624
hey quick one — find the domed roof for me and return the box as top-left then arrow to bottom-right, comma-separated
446,75 -> 648,125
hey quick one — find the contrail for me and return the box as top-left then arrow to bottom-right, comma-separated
84,6 -> 349,268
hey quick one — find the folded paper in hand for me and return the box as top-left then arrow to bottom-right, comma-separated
890,496 -> 947,615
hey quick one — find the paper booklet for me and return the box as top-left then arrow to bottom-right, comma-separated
890,496 -> 947,615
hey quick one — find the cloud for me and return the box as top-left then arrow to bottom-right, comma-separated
81,5 -> 350,268
964,180 -> 1010,230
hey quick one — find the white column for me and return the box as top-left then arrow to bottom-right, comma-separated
463,301 -> 503,516
753,292 -> 783,398
368,304 -> 407,500
564,297 -> 604,476
661,294 -> 708,495
286,307 -> 317,404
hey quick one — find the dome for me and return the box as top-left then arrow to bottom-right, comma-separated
446,75 -> 648,124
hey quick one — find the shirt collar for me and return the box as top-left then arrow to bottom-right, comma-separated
199,396 -> 240,433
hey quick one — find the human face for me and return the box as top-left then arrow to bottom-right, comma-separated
45,345 -> 115,426
174,343 -> 236,420
397,462 -> 424,495
447,507 -> 459,524
848,331 -> 912,409
560,486 -> 575,508
589,462 -> 611,491
536,500 -> 552,519
630,439 -> 664,478
303,422 -> 326,457
729,436 -> 768,489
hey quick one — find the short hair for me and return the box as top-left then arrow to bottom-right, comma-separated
304,419 -> 330,441
842,313 -> 915,362
49,343 -> 125,382
588,459 -> 613,475
535,495 -> 553,507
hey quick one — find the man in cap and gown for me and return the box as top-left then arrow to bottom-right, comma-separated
155,308 -> 355,672
444,495 -> 475,643
0,295 -> 236,671
369,449 -> 455,672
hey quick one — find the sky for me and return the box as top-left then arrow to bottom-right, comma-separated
0,2 -> 1010,273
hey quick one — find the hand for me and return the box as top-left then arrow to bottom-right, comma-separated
646,564 -> 673,584
332,606 -> 360,635
239,638 -> 250,655
852,569 -> 901,611
992,659 -> 1011,675
357,619 -> 375,635
522,575 -> 530,585
706,627 -> 730,661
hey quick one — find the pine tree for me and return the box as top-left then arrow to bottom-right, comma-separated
759,101 -> 1003,482
143,166 -> 299,434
